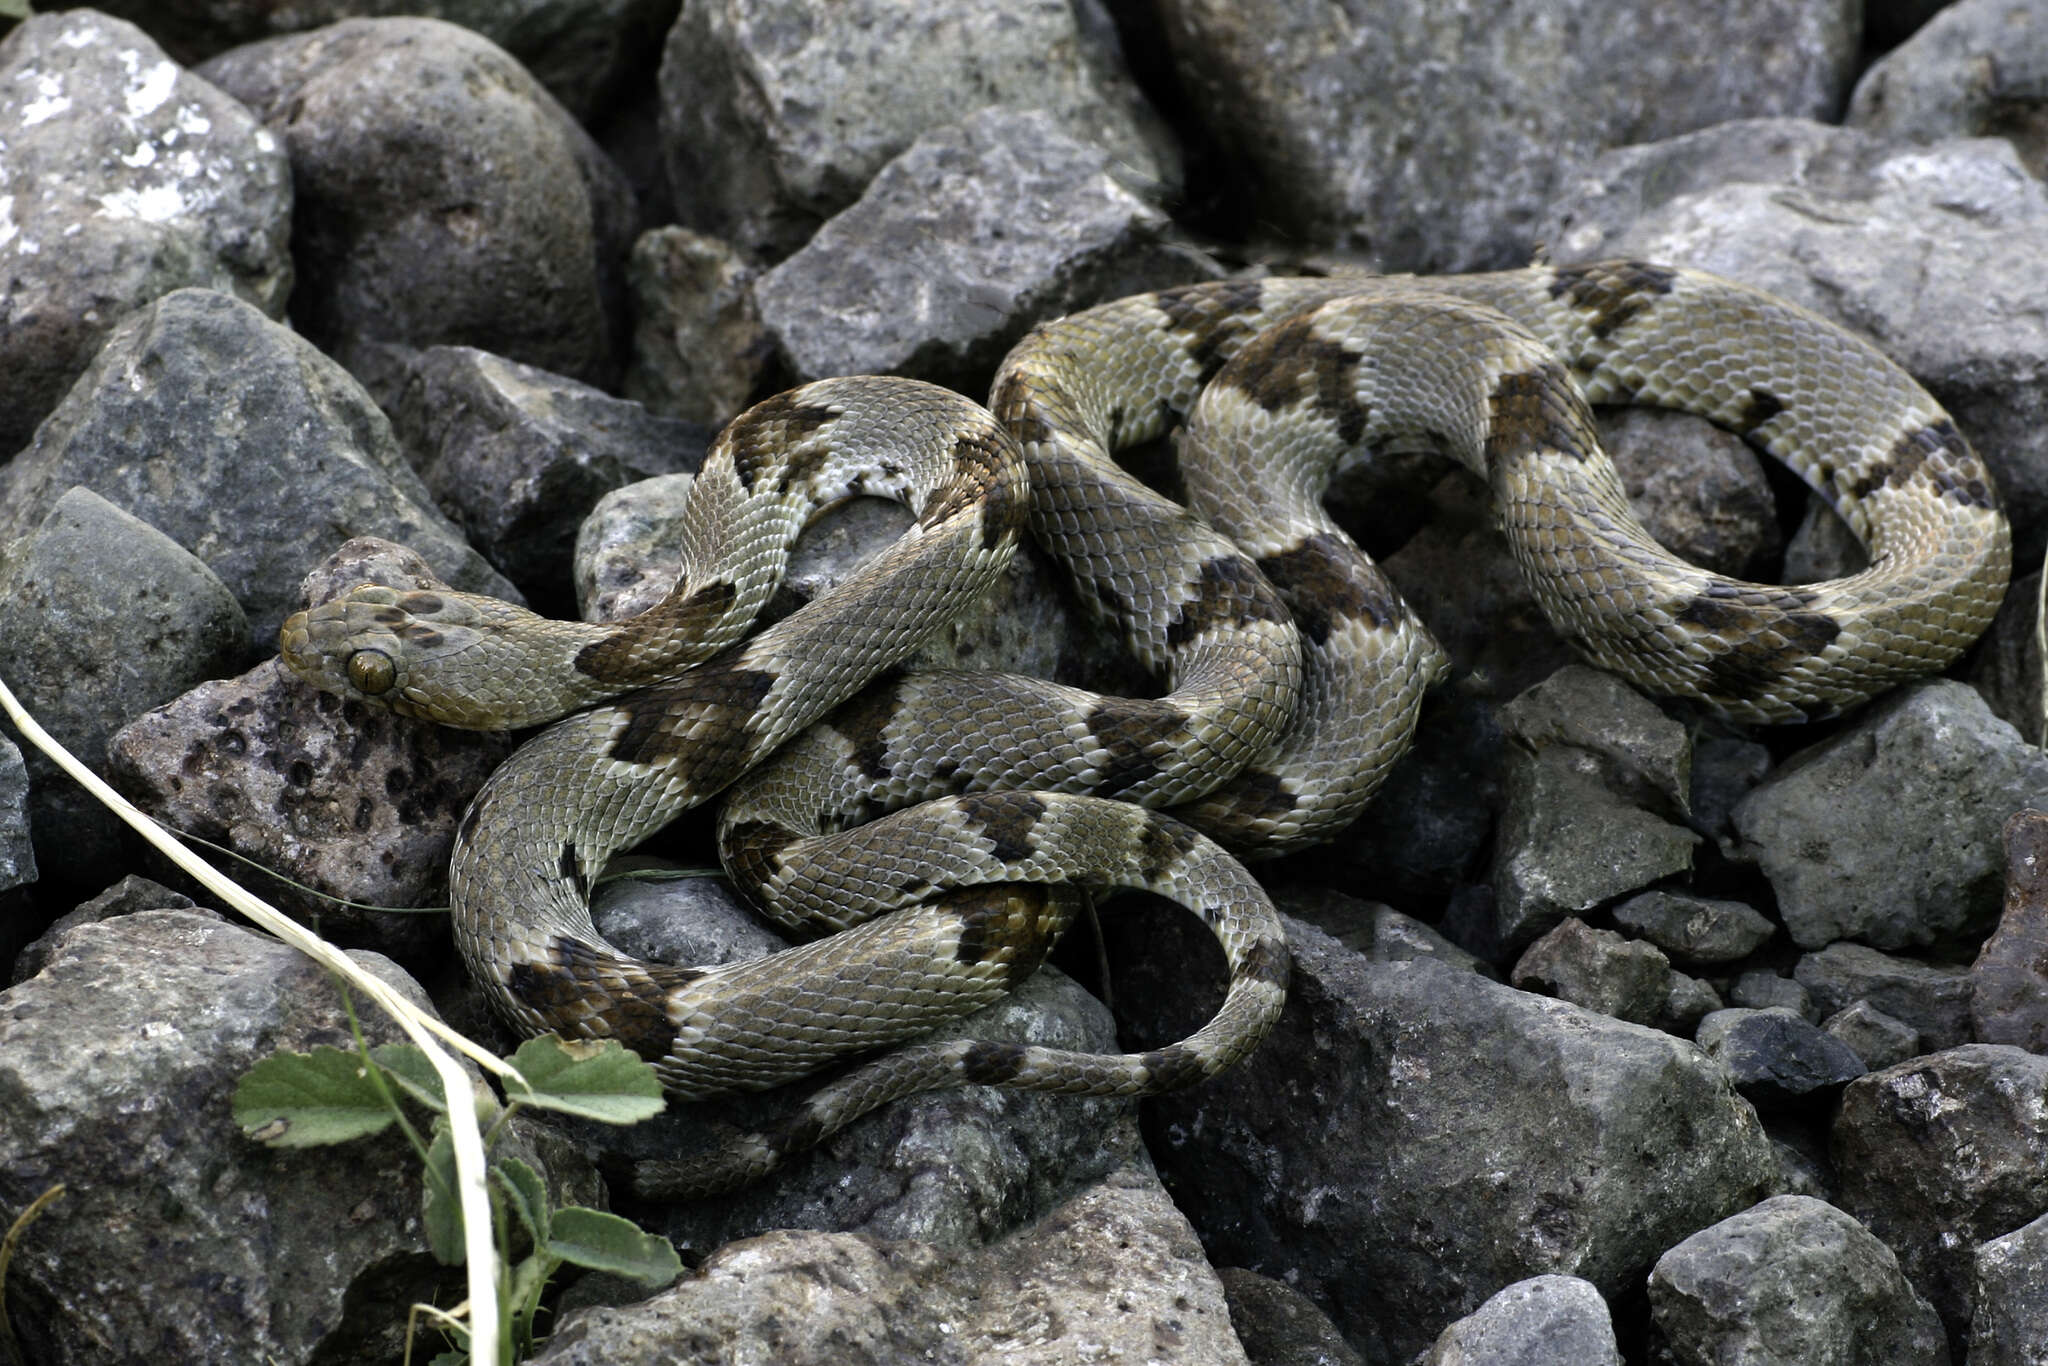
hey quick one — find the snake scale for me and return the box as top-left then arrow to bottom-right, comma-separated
280,261 -> 2010,1194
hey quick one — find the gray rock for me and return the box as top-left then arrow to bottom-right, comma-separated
1971,808 -> 2048,1052
0,11 -> 292,455
1733,681 -> 2048,951
1539,119 -> 2048,564
1275,886 -> 1489,976
395,346 -> 709,603
1648,1194 -> 1949,1366
1216,1266 -> 1364,1366
0,733 -> 31,900
622,226 -> 772,429
1105,913 -> 1777,1364
1695,1008 -> 1866,1109
1834,1045 -> 2048,1338
1970,1207 -> 2048,1366
8,874 -> 197,986
658,0 -> 1176,261
1418,1275 -> 1621,1366
1849,0 -> 2048,167
575,470 -> 695,624
1822,1001 -> 1922,1072
590,865 -> 789,971
1511,918 -> 1673,1028
1599,408 -> 1783,583
536,1166 -> 1246,1365
1150,0 -> 1855,271
1663,973 -> 1726,1036
107,543 -> 514,955
1795,943 -> 1975,1051
199,17 -> 635,405
0,909 -> 593,1363
0,288 -> 517,648
755,106 -> 1222,390
1490,669 -> 1699,947
1766,1121 -> 1836,1202
1730,970 -> 1817,1020
0,488 -> 248,882
1612,890 -> 1776,964
1687,734 -> 1774,850
62,0 -> 675,124
1965,567 -> 2045,742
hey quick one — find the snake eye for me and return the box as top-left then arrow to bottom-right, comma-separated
346,649 -> 396,696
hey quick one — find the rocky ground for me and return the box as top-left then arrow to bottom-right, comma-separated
1,0 -> 2045,1362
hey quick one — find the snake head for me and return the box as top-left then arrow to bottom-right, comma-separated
278,584 -> 566,729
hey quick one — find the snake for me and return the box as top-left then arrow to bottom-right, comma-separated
279,260 -> 2010,1195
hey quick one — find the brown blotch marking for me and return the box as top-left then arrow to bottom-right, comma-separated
505,935 -> 698,1063
950,884 -> 1064,988
403,592 -> 445,615
959,1039 -> 1029,1084
1231,318 -> 1370,446
826,673 -> 908,782
1166,554 -> 1290,649
1236,935 -> 1292,991
1207,767 -> 1299,822
956,792 -> 1047,864
607,665 -> 778,785
1132,812 -> 1203,885
1138,1045 -> 1210,1091
1677,582 -> 1843,693
1085,697 -> 1188,796
720,819 -> 800,899
920,424 -> 1026,552
1484,365 -> 1592,470
557,841 -> 588,900
1257,533 -> 1403,644
1154,279 -> 1271,385
1854,420 -> 1997,510
724,392 -> 839,491
576,579 -> 743,684
1545,260 -> 1678,339
1737,386 -> 1786,434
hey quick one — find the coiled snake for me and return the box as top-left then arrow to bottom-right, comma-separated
280,261 -> 2010,1194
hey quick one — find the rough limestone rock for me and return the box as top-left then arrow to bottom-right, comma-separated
1418,1275 -> 1621,1366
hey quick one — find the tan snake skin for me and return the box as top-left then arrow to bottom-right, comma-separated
280,261 -> 2010,1194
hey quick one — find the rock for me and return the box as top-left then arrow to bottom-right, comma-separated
1730,970 -> 1816,1020
1105,912 -> 1777,1364
1598,408 -> 1783,582
754,106 -> 1221,390
0,10 -> 291,455
590,866 -> 789,971
0,909 -> 592,1363
1733,681 -> 2048,951
574,470 -> 696,624
1664,974 -> 1726,1036
1648,1194 -> 1949,1366
8,874 -> 197,986
0,734 -> 36,973
1965,567 -> 2045,741
1216,1267 -> 1364,1366
199,18 -> 636,405
1274,886 -> 1490,976
1511,918 -> 1673,1028
1822,1001 -> 1922,1072
1612,890 -> 1776,964
1795,942 -> 1974,1051
1971,808 -> 2048,1052
658,0 -> 1176,261
531,1166 -> 1249,1365
0,488 -> 248,882
1695,1008 -> 1866,1110
1848,0 -> 2048,169
1418,1275 -> 1621,1366
622,226 -> 772,428
1766,1120 -> 1836,1201
0,288 -> 517,648
1969,1207 -> 2048,1366
1150,0 -> 1855,270
1538,119 -> 2048,565
106,543 -> 514,955
1833,1045 -> 2048,1337
394,346 -> 709,606
1687,734 -> 1773,849
1490,669 -> 1699,947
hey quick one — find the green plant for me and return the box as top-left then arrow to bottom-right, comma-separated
235,1016 -> 679,1364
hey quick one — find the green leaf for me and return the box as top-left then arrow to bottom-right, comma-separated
420,1126 -> 465,1266
367,1043 -> 449,1115
233,1046 -> 395,1147
504,1036 -> 665,1125
491,1156 -> 549,1249
545,1207 -> 682,1285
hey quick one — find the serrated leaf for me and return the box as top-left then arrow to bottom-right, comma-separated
233,1046 -> 395,1147
367,1043 -> 449,1114
504,1036 -> 664,1125
420,1126 -> 465,1266
545,1207 -> 682,1285
491,1155 -> 549,1249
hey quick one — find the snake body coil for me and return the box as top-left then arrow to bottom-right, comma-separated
281,262 -> 2010,1194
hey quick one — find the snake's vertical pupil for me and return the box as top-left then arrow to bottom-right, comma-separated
347,650 -> 397,696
